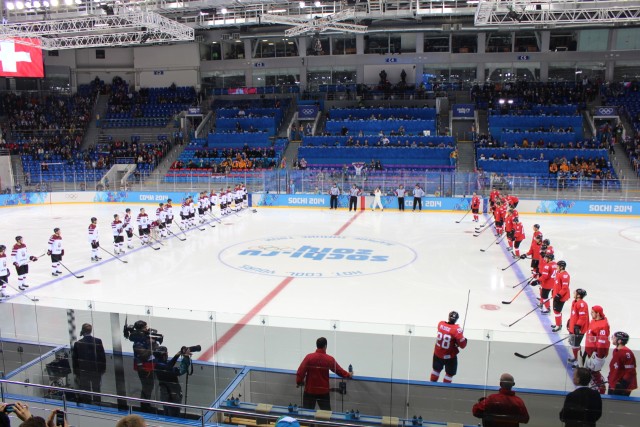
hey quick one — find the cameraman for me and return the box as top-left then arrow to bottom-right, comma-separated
129,321 -> 160,412
153,347 -> 192,417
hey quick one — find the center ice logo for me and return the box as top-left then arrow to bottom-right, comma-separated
219,235 -> 417,278
239,245 -> 389,262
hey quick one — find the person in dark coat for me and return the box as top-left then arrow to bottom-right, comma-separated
72,323 -> 106,404
560,367 -> 602,427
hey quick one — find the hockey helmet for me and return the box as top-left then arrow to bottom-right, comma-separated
533,224 -> 540,229
448,311 -> 460,324
15,235 -> 22,242
91,217 -> 97,223
557,260 -> 566,269
544,253 -> 555,260
0,245 -> 5,252
575,288 -> 587,298
53,227 -> 60,233
613,331 -> 629,346
542,238 -> 551,246
513,216 -> 519,222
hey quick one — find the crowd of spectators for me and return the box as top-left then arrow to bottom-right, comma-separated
170,146 -> 277,172
476,134 -> 606,150
94,139 -> 172,169
621,134 -> 640,177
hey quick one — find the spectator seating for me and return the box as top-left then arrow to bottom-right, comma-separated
298,146 -> 453,169
164,137 -> 287,182
329,107 -> 437,120
488,105 -> 578,116
325,119 -> 436,135
494,132 -> 578,146
204,133 -> 272,147
103,84 -> 197,128
477,147 -> 608,162
488,115 -> 583,139
302,135 -> 454,147
212,86 -> 300,95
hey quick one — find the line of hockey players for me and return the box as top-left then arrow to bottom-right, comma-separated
485,189 -> 636,396
1,229 -> 63,298
105,185 -> 248,257
1,186 -> 248,299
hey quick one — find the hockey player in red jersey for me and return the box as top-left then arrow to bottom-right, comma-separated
506,193 -> 519,208
537,252 -> 557,315
489,189 -> 500,213
504,207 -> 518,252
493,200 -> 506,236
512,217 -> 525,258
531,224 -> 542,240
522,233 -> 544,279
585,305 -> 610,394
608,332 -> 637,397
567,288 -> 589,367
551,260 -> 571,332
431,311 -> 467,383
470,193 -> 481,222
46,227 -> 64,276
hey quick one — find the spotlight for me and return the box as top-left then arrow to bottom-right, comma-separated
221,7 -> 227,14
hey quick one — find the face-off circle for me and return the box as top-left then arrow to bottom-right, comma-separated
219,235 -> 417,278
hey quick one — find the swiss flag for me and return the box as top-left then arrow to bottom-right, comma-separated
0,38 -> 44,78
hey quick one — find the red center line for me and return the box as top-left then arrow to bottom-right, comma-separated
198,210 -> 365,361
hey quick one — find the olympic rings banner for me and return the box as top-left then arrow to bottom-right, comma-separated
594,106 -> 618,116
298,105 -> 318,120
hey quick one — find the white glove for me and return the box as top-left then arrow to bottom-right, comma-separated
586,354 -> 605,371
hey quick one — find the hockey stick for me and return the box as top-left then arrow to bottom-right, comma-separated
58,261 -> 85,279
507,298 -> 551,327
512,276 -> 532,289
514,336 -> 570,359
501,256 -> 526,271
166,227 -> 186,242
475,217 -> 492,230
3,283 -> 39,302
502,280 -> 532,304
473,221 -> 494,237
455,209 -> 471,223
98,246 -> 128,264
480,234 -> 504,252
133,233 -> 160,250
462,289 -> 471,332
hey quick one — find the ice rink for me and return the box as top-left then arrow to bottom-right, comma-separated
0,201 -> 638,395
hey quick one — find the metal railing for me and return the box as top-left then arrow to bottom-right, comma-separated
0,379 -> 384,427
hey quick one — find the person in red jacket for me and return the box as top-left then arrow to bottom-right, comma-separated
567,288 -> 589,367
494,200 -> 506,236
472,373 -> 530,427
608,332 -> 637,397
504,208 -> 518,252
296,337 -> 353,410
551,260 -> 571,332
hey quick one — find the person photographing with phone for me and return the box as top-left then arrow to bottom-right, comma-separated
0,403 -> 68,427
